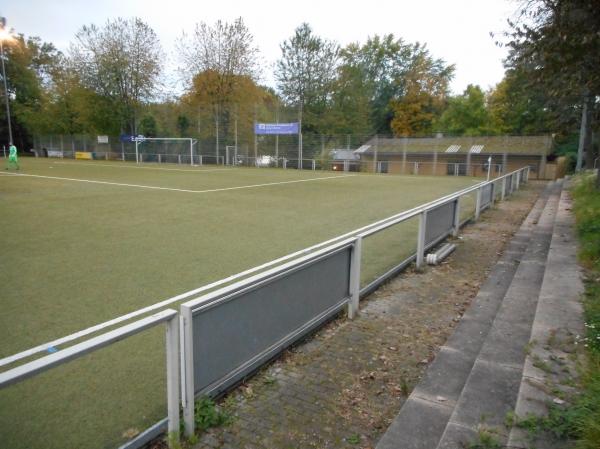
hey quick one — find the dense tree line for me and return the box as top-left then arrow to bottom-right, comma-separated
0,14 -> 596,156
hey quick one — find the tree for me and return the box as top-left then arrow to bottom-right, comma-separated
436,85 -> 495,136
69,17 -> 163,134
504,0 -> 600,176
487,68 -> 554,135
339,35 -> 453,134
177,18 -> 261,151
0,34 -> 62,147
390,49 -> 453,136
181,70 -> 268,149
275,23 -> 339,132
176,114 -> 190,137
138,114 -> 157,137
325,62 -> 372,136
177,17 -> 261,86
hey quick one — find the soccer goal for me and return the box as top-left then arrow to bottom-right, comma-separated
133,137 -> 199,166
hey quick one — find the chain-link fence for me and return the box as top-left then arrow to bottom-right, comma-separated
32,134 -> 546,178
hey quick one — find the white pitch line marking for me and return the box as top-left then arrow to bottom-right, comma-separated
52,161 -> 234,173
0,172 -> 355,193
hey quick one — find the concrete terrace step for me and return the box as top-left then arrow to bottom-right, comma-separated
435,179 -> 563,449
375,181 -> 558,449
507,187 -> 584,449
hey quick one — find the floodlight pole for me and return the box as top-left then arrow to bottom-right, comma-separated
298,103 -> 303,170
0,34 -> 13,145
234,117 -> 238,166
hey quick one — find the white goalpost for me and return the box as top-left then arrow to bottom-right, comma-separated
133,137 -> 198,166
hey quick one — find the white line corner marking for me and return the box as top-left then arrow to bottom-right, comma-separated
0,172 -> 355,193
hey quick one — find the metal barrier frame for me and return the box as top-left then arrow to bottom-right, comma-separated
180,238 -> 358,435
179,166 -> 529,435
0,310 -> 181,447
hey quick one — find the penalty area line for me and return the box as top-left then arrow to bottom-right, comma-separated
0,171 -> 356,194
52,161 -> 234,173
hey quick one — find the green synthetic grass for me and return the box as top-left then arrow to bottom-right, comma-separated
0,158 -> 479,448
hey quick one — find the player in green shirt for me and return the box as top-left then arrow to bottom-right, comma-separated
6,143 -> 19,170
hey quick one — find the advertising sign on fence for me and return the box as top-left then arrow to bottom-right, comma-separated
254,123 -> 299,135
97,135 -> 109,144
47,150 -> 63,158
119,134 -> 146,142
75,152 -> 93,160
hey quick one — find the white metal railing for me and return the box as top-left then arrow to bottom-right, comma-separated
0,310 -> 181,447
0,168 -> 528,370
177,165 -> 529,436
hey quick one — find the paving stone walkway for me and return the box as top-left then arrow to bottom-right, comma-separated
190,183 -> 545,449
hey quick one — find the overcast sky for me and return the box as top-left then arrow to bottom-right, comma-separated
2,0 -> 518,95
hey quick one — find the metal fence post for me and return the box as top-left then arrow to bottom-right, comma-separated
516,171 -> 521,190
158,154 -> 162,164
416,211 -> 427,269
453,197 -> 461,237
312,159 -> 316,171
348,236 -> 362,319
475,187 -> 482,220
490,182 -> 496,206
181,307 -> 195,437
501,177 -> 506,201
178,154 -> 181,165
166,314 -> 180,444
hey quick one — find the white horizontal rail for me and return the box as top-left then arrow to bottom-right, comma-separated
0,168 -> 526,369
182,237 -> 356,312
0,309 -> 177,388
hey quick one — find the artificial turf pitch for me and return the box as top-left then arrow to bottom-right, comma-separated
0,158 -> 479,448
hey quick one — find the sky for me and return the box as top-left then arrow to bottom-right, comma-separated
2,0 -> 519,95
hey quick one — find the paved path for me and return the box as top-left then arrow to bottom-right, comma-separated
190,184 -> 545,449
375,180 -> 585,449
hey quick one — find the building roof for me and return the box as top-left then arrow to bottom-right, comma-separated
361,135 -> 553,156
330,149 -> 361,161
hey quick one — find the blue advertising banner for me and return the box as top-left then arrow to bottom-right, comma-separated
120,134 -> 146,142
254,123 -> 299,135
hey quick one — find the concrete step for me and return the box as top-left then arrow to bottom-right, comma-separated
435,180 -> 563,449
507,187 -> 584,449
375,182 -> 556,449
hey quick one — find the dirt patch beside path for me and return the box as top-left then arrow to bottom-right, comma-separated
181,182 -> 546,449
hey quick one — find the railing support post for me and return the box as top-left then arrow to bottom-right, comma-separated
348,236 -> 362,319
166,314 -> 180,445
181,308 -> 195,437
453,197 -> 461,237
490,182 -> 496,206
416,211 -> 427,269
475,187 -> 482,220
501,177 -> 506,201
516,171 -> 520,190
